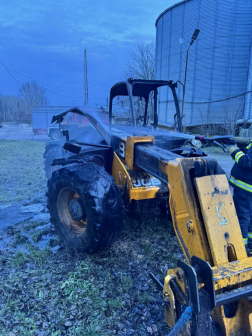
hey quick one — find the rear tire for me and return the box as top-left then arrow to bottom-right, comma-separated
47,163 -> 124,253
44,144 -> 62,179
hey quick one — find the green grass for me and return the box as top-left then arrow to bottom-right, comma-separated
24,219 -> 48,231
108,298 -> 123,310
137,292 -> 154,304
12,251 -> 27,267
31,228 -> 51,243
120,273 -> 133,291
11,232 -> 28,247
32,230 -> 44,243
0,140 -> 46,203
27,245 -> 51,265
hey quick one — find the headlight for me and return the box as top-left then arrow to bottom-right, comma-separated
191,139 -> 202,148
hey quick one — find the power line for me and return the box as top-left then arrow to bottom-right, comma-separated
0,58 -> 82,97
159,90 -> 252,105
0,61 -> 23,86
9,67 -> 82,99
0,59 -> 83,98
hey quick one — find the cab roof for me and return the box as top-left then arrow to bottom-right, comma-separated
110,79 -> 174,100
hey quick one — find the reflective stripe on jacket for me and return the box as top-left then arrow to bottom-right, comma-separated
230,176 -> 252,193
230,146 -> 252,195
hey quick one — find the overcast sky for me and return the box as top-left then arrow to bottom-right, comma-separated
0,0 -> 178,107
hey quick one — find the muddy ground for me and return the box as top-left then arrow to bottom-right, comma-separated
0,139 -> 233,336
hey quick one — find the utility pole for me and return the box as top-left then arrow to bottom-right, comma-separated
84,49 -> 88,106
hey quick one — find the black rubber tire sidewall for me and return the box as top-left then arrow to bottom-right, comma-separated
47,163 -> 124,253
44,145 -> 62,179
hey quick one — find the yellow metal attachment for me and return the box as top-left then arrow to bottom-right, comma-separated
112,153 -> 129,191
165,158 -> 213,265
125,135 -> 154,170
162,157 -> 252,335
213,258 -> 252,291
112,152 -> 160,201
163,268 -> 187,328
195,174 -> 247,265
212,300 -> 252,336
163,273 -> 177,328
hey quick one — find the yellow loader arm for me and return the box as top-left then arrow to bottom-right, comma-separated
162,156 -> 252,336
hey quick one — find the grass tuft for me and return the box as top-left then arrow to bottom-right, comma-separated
12,251 -> 27,267
29,247 -> 51,265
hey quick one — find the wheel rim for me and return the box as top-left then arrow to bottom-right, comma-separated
51,132 -> 59,140
57,187 -> 87,234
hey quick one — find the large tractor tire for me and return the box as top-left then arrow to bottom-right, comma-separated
44,144 -> 62,179
47,163 -> 124,253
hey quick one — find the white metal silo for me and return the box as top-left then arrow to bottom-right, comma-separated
155,0 -> 252,128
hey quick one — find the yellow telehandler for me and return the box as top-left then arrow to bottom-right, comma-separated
47,79 -> 252,335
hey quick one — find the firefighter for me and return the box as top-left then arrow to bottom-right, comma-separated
229,141 -> 252,250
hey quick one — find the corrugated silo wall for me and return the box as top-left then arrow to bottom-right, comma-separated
155,0 -> 252,127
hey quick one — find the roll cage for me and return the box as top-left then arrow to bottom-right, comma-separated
109,78 -> 182,132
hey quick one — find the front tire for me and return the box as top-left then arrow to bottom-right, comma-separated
44,144 -> 62,179
47,163 -> 124,253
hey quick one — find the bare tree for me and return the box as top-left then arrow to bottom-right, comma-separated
0,94 -> 27,122
124,42 -> 155,80
197,105 -> 219,135
19,81 -> 49,111
121,42 -> 155,122
0,82 -> 49,124
195,97 -> 243,136
220,98 -> 243,135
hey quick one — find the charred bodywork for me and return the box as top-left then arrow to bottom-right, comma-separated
51,79 -> 232,203
44,107 -> 108,179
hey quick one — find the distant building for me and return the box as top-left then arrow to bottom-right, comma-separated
155,0 -> 252,129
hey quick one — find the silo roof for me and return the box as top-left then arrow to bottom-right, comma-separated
155,0 -> 192,26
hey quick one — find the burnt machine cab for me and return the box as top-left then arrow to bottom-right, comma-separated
109,78 -> 182,132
